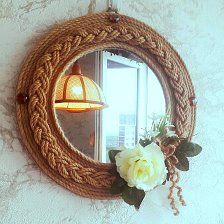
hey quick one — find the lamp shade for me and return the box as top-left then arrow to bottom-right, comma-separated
55,62 -> 107,112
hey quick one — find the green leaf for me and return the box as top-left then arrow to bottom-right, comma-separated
110,176 -> 127,194
158,117 -> 166,133
177,140 -> 202,157
108,150 -> 121,163
175,151 -> 189,171
139,138 -> 152,147
121,186 -> 145,210
134,190 -> 145,210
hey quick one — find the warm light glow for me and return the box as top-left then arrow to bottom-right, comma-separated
72,86 -> 83,95
55,62 -> 107,113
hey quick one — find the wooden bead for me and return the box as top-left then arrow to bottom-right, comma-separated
17,93 -> 29,104
189,96 -> 197,106
109,13 -> 120,23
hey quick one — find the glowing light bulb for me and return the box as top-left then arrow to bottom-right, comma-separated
72,86 -> 83,95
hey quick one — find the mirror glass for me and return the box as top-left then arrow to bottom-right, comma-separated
55,49 -> 166,163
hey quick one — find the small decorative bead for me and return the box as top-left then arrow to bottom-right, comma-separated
16,93 -> 29,104
109,13 -> 120,23
189,96 -> 197,106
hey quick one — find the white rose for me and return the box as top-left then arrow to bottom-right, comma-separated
115,143 -> 167,191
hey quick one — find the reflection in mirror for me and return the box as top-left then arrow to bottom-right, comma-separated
55,49 -> 166,163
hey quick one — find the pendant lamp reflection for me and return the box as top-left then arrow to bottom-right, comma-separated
55,61 -> 107,112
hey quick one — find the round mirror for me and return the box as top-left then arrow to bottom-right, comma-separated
55,49 -> 166,162
16,12 -> 196,200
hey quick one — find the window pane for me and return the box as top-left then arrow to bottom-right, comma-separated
147,69 -> 166,127
103,65 -> 138,161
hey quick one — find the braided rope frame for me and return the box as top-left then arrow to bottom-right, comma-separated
16,12 -> 195,199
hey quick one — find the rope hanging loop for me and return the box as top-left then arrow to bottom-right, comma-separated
108,0 -> 119,13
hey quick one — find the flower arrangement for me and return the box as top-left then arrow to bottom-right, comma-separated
109,114 -> 202,215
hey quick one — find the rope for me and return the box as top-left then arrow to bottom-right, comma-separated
167,158 -> 186,215
108,0 -> 119,12
16,12 -> 196,199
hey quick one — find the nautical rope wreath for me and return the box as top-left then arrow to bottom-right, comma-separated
16,12 -> 201,215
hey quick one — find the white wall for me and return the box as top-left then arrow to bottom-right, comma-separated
0,0 -> 223,223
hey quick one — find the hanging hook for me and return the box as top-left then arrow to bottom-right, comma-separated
107,0 -> 120,23
107,0 -> 119,13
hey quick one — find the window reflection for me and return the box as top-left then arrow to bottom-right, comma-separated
104,68 -> 138,151
55,49 -> 166,163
